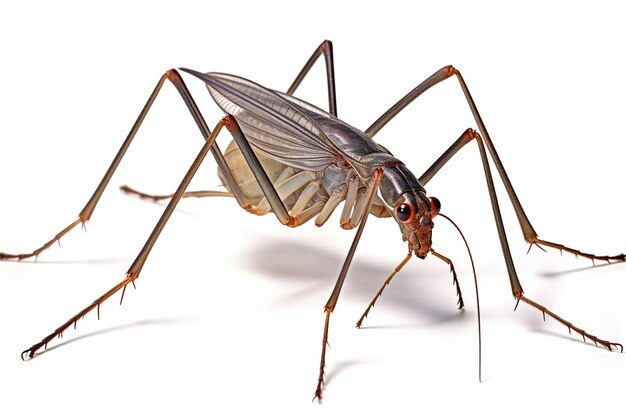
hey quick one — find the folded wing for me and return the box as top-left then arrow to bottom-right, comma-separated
182,69 -> 342,172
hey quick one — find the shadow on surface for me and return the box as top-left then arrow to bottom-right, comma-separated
243,239 -> 471,329
324,359 -> 367,387
538,260 -> 622,278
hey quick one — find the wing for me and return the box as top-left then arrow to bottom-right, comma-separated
180,69 -> 342,172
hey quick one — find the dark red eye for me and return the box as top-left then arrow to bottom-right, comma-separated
396,203 -> 414,223
429,197 -> 441,216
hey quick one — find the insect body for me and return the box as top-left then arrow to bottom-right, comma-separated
207,72 -> 432,253
2,40 -> 623,401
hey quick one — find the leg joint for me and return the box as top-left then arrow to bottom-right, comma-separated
164,68 -> 182,82
465,128 -> 480,142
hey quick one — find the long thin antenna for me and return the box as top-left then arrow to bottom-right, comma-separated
439,212 -> 482,382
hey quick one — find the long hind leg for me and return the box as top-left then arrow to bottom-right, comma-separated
22,101 -> 322,359
359,67 -> 623,351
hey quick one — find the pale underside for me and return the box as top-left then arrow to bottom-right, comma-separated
206,72 -> 397,230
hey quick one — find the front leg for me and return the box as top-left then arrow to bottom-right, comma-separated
313,169 -> 382,401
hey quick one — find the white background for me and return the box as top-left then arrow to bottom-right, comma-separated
1,1 -> 625,416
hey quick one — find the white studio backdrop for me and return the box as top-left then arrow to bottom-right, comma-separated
1,1 -> 625,416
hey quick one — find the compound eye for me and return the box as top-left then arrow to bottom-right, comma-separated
429,197 -> 441,216
396,203 -> 414,223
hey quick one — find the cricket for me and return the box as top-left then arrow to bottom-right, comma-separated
2,40 -> 623,400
